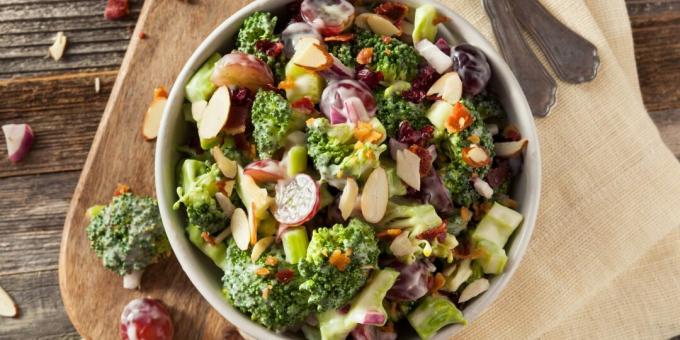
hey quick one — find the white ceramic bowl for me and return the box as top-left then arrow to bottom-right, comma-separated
156,1 -> 541,338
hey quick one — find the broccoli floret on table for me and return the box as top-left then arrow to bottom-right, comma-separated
306,118 -> 355,180
236,11 -> 286,80
86,193 -> 171,279
355,30 -> 419,83
222,239 -> 311,330
375,92 -> 430,137
174,159 -> 227,234
251,90 -> 304,159
298,219 -> 380,312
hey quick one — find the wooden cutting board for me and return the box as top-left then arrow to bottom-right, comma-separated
58,0 -> 255,339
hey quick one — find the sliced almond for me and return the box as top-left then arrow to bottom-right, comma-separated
198,86 -> 231,140
48,32 -> 67,61
362,13 -> 402,37
494,139 -> 528,158
223,180 -> 235,196
292,43 -> 333,72
361,167 -> 389,223
249,202 -> 258,245
211,146 -> 237,179
230,208 -> 250,250
472,176 -> 494,199
427,72 -> 463,105
142,87 -> 168,141
215,192 -> 235,217
396,149 -> 421,190
251,236 -> 275,263
191,100 -> 208,122
458,278 -> 490,303
339,177 -> 359,220
462,145 -> 491,168
294,36 -> 322,53
0,285 -> 17,318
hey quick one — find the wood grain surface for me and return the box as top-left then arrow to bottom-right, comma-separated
0,0 -> 679,339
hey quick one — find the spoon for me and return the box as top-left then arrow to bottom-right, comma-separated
509,0 -> 600,84
483,0 -> 557,117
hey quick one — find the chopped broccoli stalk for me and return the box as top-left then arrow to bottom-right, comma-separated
379,202 -> 443,236
328,43 -> 355,68
222,239 -> 311,330
282,227 -> 309,264
251,90 -> 304,159
285,63 -> 325,104
187,224 -> 228,268
87,193 -> 170,276
376,93 -> 429,137
200,135 -> 222,150
286,145 -> 308,176
298,219 -> 380,312
306,118 -> 355,180
318,269 -> 400,340
185,52 -> 222,103
471,202 -> 523,248
236,11 -> 286,80
174,160 -> 227,234
355,30 -> 419,83
467,260 -> 484,284
475,239 -> 508,275
384,81 -> 412,97
443,259 -> 472,292
338,142 -> 387,180
407,295 -> 466,339
412,4 -> 439,42
385,165 -> 407,197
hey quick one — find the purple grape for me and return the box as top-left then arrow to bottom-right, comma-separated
452,44 -> 491,96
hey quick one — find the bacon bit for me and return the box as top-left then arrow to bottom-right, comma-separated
430,273 -> 446,294
262,286 -> 271,299
138,32 -> 147,39
104,0 -> 129,20
356,48 -> 373,65
264,256 -> 279,266
113,183 -> 130,196
329,249 -> 351,271
502,124 -> 522,141
408,144 -> 433,176
374,2 -> 409,24
460,207 -> 472,223
445,102 -> 474,133
255,40 -> 284,58
324,33 -> 354,42
416,221 -> 447,241
278,78 -> 295,90
432,14 -> 449,26
234,133 -> 256,159
201,231 -> 217,246
467,134 -> 481,144
275,268 -> 295,284
255,267 -> 270,277
291,97 -> 316,115
462,146 -> 491,168
377,228 -> 402,239
382,36 -> 393,44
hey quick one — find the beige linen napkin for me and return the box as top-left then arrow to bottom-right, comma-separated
437,0 -> 680,338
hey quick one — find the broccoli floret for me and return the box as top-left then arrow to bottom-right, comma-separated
468,91 -> 505,120
440,99 -> 495,207
338,142 -> 387,180
379,202 -> 443,236
298,219 -> 380,312
236,11 -> 286,80
376,93 -> 430,137
220,136 -> 250,164
222,239 -> 311,330
251,90 -> 304,159
87,193 -> 170,276
355,30 -> 419,83
328,43 -> 356,68
306,118 -> 355,180
174,159 -> 227,234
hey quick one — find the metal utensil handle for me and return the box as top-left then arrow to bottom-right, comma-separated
483,0 -> 557,117
511,0 -> 600,84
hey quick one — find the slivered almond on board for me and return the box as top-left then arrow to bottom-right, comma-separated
142,87 -> 168,141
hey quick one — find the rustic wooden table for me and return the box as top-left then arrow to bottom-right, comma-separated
0,1 -> 678,338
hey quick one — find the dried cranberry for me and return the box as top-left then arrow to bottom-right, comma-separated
255,40 -> 284,58
396,121 -> 434,147
373,2 -> 409,24
275,268 -> 295,284
231,88 -> 255,108
411,65 -> 439,92
356,66 -> 384,90
485,161 -> 510,189
409,145 -> 433,176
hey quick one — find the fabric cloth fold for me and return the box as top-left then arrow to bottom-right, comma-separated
436,0 -> 680,338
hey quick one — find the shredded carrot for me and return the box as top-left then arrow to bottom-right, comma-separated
329,249 -> 351,272
255,267 -> 270,277
264,256 -> 278,266
430,273 -> 446,294
467,134 -> 481,144
356,48 -> 374,65
201,231 -> 216,246
377,229 -> 402,239
278,78 -> 295,90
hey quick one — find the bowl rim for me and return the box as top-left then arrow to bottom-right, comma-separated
155,1 -> 542,339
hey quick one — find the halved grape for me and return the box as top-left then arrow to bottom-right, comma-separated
120,298 -> 174,340
320,79 -> 377,124
273,174 -> 320,225
452,44 -> 491,97
301,0 -> 355,36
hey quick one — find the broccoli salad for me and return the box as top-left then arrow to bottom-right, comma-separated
174,1 -> 529,339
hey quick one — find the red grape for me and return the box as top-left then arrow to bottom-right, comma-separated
320,79 -> 376,124
301,0 -> 355,36
452,44 -> 491,97
120,298 -> 174,340
281,22 -> 322,58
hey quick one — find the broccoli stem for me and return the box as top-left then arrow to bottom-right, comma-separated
407,295 -> 466,340
185,52 -> 222,103
123,269 -> 144,290
286,145 -> 308,177
281,227 -> 309,264
187,225 -> 228,269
